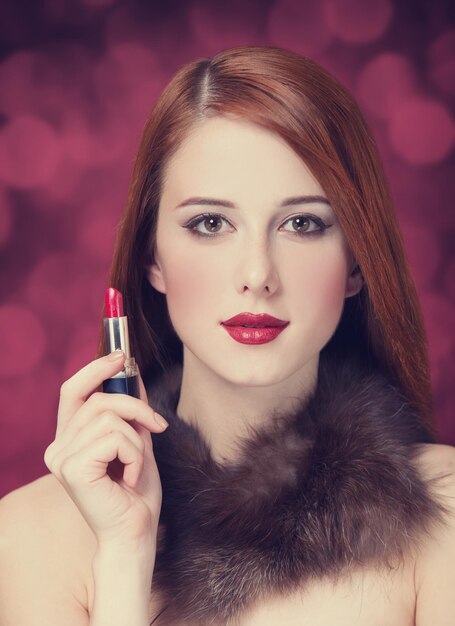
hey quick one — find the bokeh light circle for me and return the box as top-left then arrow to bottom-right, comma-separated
388,97 -> 455,165
422,293 -> 455,387
401,222 -> 442,289
442,257 -> 455,303
324,0 -> 393,44
0,304 -> 47,377
0,51 -> 39,117
78,213 -> 117,263
0,115 -> 61,188
428,29 -> 455,98
101,42 -> 165,140
0,362 -> 59,468
61,109 -> 127,167
356,53 -> 417,120
63,321 -> 102,381
268,0 -> 333,57
82,0 -> 115,7
0,186 -> 13,246
24,252 -> 97,322
189,0 -> 263,51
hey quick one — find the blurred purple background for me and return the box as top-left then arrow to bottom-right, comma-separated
1,0 -> 454,497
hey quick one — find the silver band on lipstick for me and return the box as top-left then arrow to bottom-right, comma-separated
104,315 -> 132,358
103,315 -> 138,381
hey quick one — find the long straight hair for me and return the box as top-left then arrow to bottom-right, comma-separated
97,46 -> 436,436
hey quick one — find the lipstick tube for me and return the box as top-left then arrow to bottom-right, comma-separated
102,287 -> 140,398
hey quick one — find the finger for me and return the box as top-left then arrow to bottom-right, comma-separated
50,410 -> 145,466
57,388 -> 168,438
59,430 -> 144,490
58,351 -> 126,426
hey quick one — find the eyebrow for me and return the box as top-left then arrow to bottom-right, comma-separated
174,195 -> 331,210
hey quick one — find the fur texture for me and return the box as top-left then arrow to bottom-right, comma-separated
146,351 -> 445,625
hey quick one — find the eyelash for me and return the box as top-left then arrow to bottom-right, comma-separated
183,212 -> 332,239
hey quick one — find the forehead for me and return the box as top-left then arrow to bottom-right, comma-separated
160,116 -> 326,201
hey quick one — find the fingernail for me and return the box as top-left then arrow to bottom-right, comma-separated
155,412 -> 169,429
107,349 -> 124,361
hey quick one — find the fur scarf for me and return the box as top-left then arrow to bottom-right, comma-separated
146,350 -> 444,625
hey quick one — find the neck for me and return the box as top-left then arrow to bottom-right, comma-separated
175,349 -> 319,463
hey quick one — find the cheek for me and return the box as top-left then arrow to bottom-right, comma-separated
284,245 -> 349,317
160,242 -> 228,319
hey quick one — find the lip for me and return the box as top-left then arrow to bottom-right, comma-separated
221,312 -> 288,327
221,324 -> 288,345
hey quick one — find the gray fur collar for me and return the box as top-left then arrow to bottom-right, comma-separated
146,351 -> 443,625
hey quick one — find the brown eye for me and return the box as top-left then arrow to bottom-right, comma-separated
291,216 -> 311,233
281,214 -> 329,236
203,216 -> 223,233
184,213 -> 232,238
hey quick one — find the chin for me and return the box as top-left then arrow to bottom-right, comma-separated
213,362 -> 301,389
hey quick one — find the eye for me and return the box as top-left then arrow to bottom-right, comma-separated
183,213 -> 232,238
280,214 -> 330,236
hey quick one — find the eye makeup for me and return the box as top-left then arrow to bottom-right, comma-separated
182,212 -> 333,239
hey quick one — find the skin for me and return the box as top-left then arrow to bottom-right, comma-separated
147,115 -> 363,462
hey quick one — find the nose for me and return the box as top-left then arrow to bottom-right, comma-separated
234,235 -> 280,297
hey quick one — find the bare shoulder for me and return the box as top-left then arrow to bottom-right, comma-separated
411,443 -> 455,625
0,472 -> 98,559
412,442 -> 455,525
0,473 -> 97,624
412,442 -> 455,482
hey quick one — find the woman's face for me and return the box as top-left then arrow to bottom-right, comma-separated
147,116 -> 362,387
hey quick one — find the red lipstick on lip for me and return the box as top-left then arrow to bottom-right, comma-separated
222,312 -> 288,327
102,287 -> 140,398
221,312 -> 289,345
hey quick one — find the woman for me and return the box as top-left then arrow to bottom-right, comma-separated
1,46 -> 454,626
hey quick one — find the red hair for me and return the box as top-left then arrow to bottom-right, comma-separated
98,46 -> 436,436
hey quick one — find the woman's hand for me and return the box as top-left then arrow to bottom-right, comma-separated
44,350 -> 168,548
